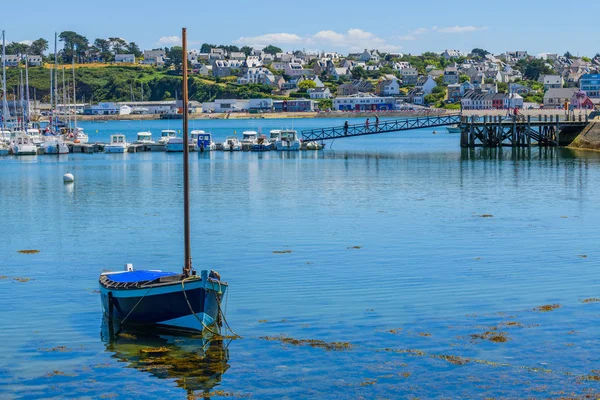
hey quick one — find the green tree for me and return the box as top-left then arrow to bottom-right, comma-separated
241,46 -> 253,56
298,80 -> 317,91
59,31 -> 89,63
109,37 -> 128,55
262,45 -> 282,55
471,48 -> 490,59
166,46 -> 183,71
5,42 -> 29,55
564,51 -> 573,59
29,39 -> 48,55
515,59 -> 555,80
318,99 -> 332,110
459,75 -> 470,83
351,66 -> 367,80
497,82 -> 508,94
126,42 -> 142,58
200,43 -> 215,53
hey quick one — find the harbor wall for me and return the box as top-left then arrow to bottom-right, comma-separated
568,120 -> 600,150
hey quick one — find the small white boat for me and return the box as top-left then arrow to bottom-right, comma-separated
241,131 -> 258,145
135,131 -> 155,144
11,133 -> 37,155
305,141 -> 324,150
41,138 -> 69,154
166,137 -> 185,152
69,127 -> 89,143
158,130 -> 177,145
191,130 -> 216,151
275,130 -> 300,151
105,134 -> 129,153
26,128 -> 44,146
446,125 -> 461,134
223,136 -> 241,151
269,129 -> 282,144
251,135 -> 272,151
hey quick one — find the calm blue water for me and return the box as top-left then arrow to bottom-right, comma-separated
1,117 -> 600,399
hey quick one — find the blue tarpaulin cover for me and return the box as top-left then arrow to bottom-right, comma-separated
105,270 -> 178,283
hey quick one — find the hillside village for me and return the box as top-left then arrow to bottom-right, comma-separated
3,36 -> 600,114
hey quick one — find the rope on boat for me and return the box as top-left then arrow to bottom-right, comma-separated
181,277 -> 222,336
181,277 -> 241,338
119,287 -> 153,326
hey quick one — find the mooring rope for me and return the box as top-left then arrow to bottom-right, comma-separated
181,277 -> 222,336
119,287 -> 153,326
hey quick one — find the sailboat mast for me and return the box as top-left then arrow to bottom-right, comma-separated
2,30 -> 8,131
54,32 -> 58,131
182,27 -> 192,277
25,56 -> 30,126
72,57 -> 77,134
19,68 -> 24,130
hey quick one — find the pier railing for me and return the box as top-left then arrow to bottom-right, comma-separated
300,114 -> 462,141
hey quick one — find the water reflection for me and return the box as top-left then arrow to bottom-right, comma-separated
101,320 -> 230,396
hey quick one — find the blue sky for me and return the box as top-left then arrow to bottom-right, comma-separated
1,0 -> 598,56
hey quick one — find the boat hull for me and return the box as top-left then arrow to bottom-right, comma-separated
105,145 -> 128,153
251,144 -> 272,152
276,141 -> 300,151
99,277 -> 226,331
165,143 -> 184,152
12,145 -> 37,155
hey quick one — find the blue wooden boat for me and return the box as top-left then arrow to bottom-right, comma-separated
99,28 -> 228,333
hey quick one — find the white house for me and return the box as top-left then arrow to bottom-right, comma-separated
504,93 -> 524,109
142,50 -> 166,66
416,76 -> 437,95
308,87 -> 332,99
238,67 -> 274,85
333,94 -> 396,111
3,55 -> 20,67
246,56 -> 262,68
285,62 -> 308,77
115,54 -> 135,63
377,78 -> 400,96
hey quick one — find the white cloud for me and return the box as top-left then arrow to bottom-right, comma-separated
19,40 -> 33,45
156,36 -> 180,46
393,28 -> 428,41
234,33 -> 303,48
435,26 -> 487,34
234,29 -> 401,52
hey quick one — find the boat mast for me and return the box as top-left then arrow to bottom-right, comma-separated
25,56 -> 30,126
2,30 -> 8,131
54,33 -> 58,131
19,68 -> 24,130
182,27 -> 192,277
72,56 -> 77,136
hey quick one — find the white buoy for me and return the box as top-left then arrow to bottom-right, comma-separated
63,173 -> 74,183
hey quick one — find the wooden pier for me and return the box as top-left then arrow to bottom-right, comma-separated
459,114 -> 589,148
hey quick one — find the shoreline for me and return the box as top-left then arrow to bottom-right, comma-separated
72,108 -> 592,122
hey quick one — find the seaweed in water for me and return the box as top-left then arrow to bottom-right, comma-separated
18,249 -> 40,254
195,390 -> 250,399
360,379 -> 377,386
140,347 -> 171,354
534,304 -> 561,312
580,298 -> 600,304
470,328 -> 510,343
272,250 -> 292,254
479,214 -> 494,218
13,277 -> 34,283
38,346 -> 73,353
260,336 -> 352,351
348,245 -> 362,249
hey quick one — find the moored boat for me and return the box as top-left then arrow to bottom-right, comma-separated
159,130 -> 177,145
241,131 -> 258,146
135,131 -> 155,144
269,129 -> 281,144
191,130 -> 216,151
99,28 -> 229,334
105,134 -> 129,153
41,137 -> 69,154
166,136 -> 185,152
11,133 -> 37,155
251,135 -> 272,151
446,125 -> 461,134
305,141 -> 324,150
0,142 -> 8,156
275,130 -> 300,151
223,136 -> 241,151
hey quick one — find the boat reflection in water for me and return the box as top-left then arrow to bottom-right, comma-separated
101,319 -> 230,396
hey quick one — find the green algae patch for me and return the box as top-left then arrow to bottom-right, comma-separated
348,245 -> 362,249
18,249 -> 40,254
13,277 -> 34,283
534,304 -> 561,312
140,346 -> 170,354
580,298 -> 600,304
45,370 -> 76,377
479,214 -> 494,218
360,379 -> 377,386
38,346 -> 73,353
0,276 -> 7,280
418,332 -> 432,337
437,354 -> 471,365
272,250 -> 292,254
389,328 -> 402,334
117,333 -> 137,340
195,391 -> 250,398
470,328 -> 510,344
260,335 -> 352,351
